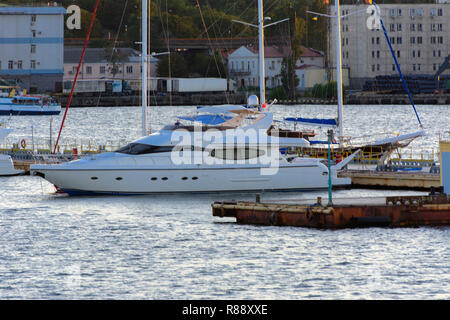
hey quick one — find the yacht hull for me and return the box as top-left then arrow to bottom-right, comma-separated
31,164 -> 330,195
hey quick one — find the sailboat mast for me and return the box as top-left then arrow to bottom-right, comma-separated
258,0 -> 265,105
142,0 -> 148,136
335,0 -> 344,146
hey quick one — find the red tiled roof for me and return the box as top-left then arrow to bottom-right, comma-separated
240,45 -> 323,58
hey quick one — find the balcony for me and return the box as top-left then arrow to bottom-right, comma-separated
229,69 -> 251,77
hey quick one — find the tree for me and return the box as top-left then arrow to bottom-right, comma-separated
104,47 -> 126,78
280,56 -> 299,99
156,53 -> 188,77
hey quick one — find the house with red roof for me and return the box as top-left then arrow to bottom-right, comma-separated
226,44 -> 324,89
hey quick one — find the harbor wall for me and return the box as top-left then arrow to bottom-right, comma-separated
55,93 -> 450,107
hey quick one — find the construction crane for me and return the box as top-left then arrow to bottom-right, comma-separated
435,54 -> 450,93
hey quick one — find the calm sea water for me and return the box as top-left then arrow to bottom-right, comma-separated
0,104 -> 449,299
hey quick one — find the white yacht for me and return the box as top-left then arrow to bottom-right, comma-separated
30,106 -> 352,195
29,0 -> 352,195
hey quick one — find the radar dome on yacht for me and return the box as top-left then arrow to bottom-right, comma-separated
247,95 -> 259,107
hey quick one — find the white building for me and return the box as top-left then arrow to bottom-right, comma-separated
0,6 -> 66,92
329,3 -> 450,88
64,47 -> 159,82
295,65 -> 349,90
227,45 -> 324,89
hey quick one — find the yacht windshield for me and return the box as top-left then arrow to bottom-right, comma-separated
115,143 -> 173,155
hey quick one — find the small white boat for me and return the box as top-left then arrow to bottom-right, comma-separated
0,127 -> 24,176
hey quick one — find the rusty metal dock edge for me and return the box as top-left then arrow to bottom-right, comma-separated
212,195 -> 450,229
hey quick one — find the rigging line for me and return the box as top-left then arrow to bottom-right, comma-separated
95,0 -> 129,108
372,2 -> 423,128
53,0 -> 101,154
164,0 -> 173,121
198,0 -> 256,39
154,1 -> 171,118
195,0 -> 230,104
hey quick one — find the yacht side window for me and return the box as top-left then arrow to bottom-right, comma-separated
210,147 -> 265,160
115,143 -> 173,155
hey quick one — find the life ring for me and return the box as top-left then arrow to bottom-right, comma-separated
20,139 -> 26,149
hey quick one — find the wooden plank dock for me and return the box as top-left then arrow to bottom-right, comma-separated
338,169 -> 441,190
212,195 -> 450,229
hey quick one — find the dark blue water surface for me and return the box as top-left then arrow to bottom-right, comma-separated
0,105 -> 449,299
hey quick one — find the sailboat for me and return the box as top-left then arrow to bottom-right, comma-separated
30,0 -> 352,195
278,0 -> 425,162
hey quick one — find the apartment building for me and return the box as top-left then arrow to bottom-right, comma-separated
328,4 -> 450,88
0,6 -> 66,92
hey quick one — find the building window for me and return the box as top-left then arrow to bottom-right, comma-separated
397,51 -> 401,58
100,66 -> 106,74
17,60 -> 22,69
413,64 -> 416,71
31,30 -> 36,37
418,64 -> 421,71
438,24 -> 443,32
410,37 -> 415,44
417,50 -> 421,58
417,36 -> 422,44
438,8 -> 443,16
410,24 -> 415,32
376,37 -> 380,45
431,24 -> 436,32
397,24 -> 402,32
438,50 -> 441,57
377,51 -> 380,59
30,44 -> 36,54
397,37 -> 402,44
86,66 -> 92,74
410,8 -> 416,18
8,61 -> 13,69
412,50 -> 416,58
417,24 -> 422,32
31,15 -> 36,25
30,60 -> 36,69
390,37 -> 395,44
433,64 -> 437,71
438,36 -> 443,44
430,8 -> 436,17
398,9 -> 402,16
376,64 -> 380,71
390,24 -> 395,32
126,65 -> 133,73
392,64 -> 396,71
372,65 -> 375,72
431,36 -> 436,44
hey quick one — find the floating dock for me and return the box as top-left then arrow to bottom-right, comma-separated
212,195 -> 450,229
